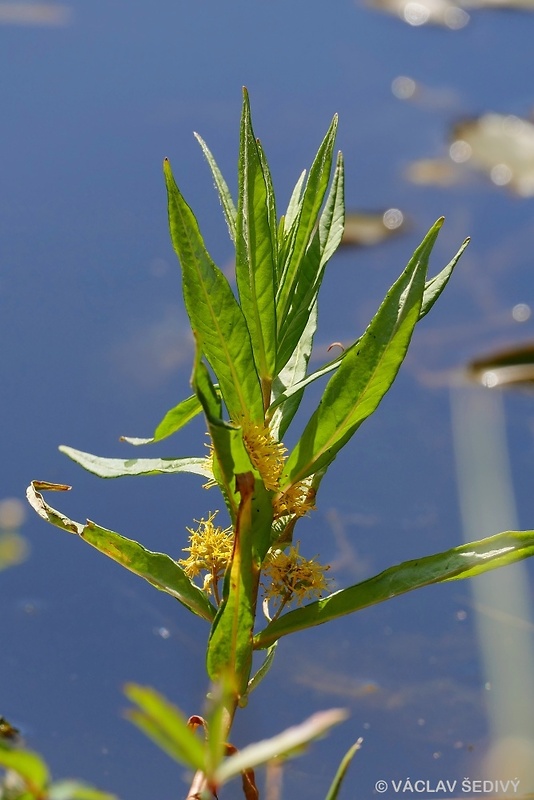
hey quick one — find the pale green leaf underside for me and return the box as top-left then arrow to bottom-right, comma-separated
254,530 -> 534,648
26,482 -> 215,622
214,709 -> 348,785
194,131 -> 237,243
120,394 -> 202,446
59,445 -> 212,480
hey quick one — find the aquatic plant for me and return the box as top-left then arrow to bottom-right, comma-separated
27,90 -> 534,799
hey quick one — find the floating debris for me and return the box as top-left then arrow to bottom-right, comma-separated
467,342 -> 534,388
407,113 -> 534,197
452,114 -> 534,196
340,208 -> 406,248
0,3 -> 71,26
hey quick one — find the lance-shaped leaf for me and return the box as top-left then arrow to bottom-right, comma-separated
194,132 -> 237,243
59,445 -> 212,480
268,235 -> 468,424
324,738 -> 363,800
26,481 -> 216,622
418,236 -> 469,320
276,150 -> 344,373
281,169 -> 306,245
207,473 -> 273,699
276,115 -> 338,346
254,530 -> 534,648
281,220 -> 442,488
269,302 -> 317,441
235,89 -> 277,400
164,158 -> 263,421
120,394 -> 203,445
213,708 -> 348,786
124,684 -> 206,773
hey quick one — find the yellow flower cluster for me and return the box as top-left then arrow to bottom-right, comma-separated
178,512 -> 233,600
241,420 -> 315,518
262,543 -> 330,610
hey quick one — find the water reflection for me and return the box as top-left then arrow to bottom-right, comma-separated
0,2 -> 71,26
467,342 -> 534,388
0,498 -> 27,572
408,114 -> 534,197
340,208 -> 406,247
366,0 -> 470,27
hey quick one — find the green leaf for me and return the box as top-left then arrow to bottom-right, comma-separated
124,684 -> 206,773
282,169 -> 306,240
194,132 -> 237,243
49,781 -> 117,800
213,708 -> 348,786
0,745 -> 49,796
281,219 -> 443,487
59,445 -> 212,480
120,394 -> 202,445
245,643 -> 278,699
254,530 -> 534,648
324,738 -> 363,800
276,150 -> 344,372
269,302 -> 317,440
164,158 -> 263,422
206,473 -> 273,699
235,88 -> 277,400
192,353 -> 255,523
419,236 -> 470,320
26,482 -> 216,622
276,115 -> 338,362
268,235 -> 468,424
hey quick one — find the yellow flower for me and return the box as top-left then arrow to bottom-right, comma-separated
274,479 -> 316,518
204,420 -> 316,520
241,420 -> 286,492
262,543 -> 330,612
178,512 -> 233,602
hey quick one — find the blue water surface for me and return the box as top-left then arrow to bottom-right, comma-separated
2,1 -> 534,798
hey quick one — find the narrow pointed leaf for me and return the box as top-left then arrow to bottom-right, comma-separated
214,709 -> 348,785
324,738 -> 363,800
124,684 -> 206,772
26,482 -> 216,621
59,445 -> 212,480
120,394 -> 202,445
281,220 -> 442,487
277,115 -> 338,333
164,158 -> 263,421
246,643 -> 278,698
254,530 -> 534,648
276,151 -> 344,372
194,132 -> 237,242
268,237 -> 467,422
269,303 -> 317,440
235,88 -> 277,391
282,169 -> 306,237
419,236 -> 470,319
